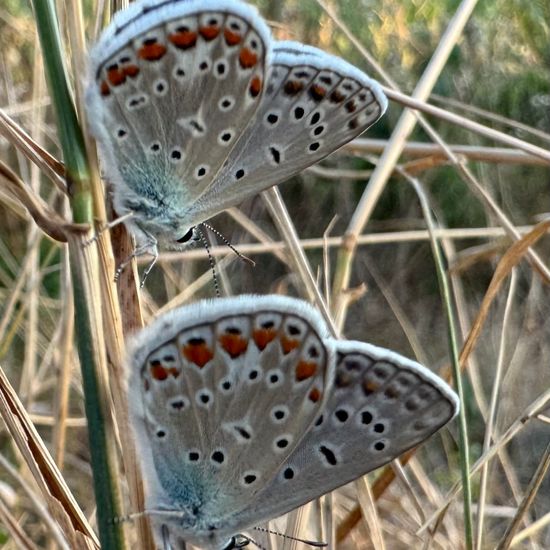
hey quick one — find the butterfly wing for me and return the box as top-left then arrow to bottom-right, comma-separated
183,40 -> 388,224
127,295 -> 334,546
232,339 -> 459,527
86,0 -> 270,235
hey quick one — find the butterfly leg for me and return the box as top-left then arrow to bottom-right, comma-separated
161,524 -> 174,550
83,212 -> 135,248
140,247 -> 159,288
113,235 -> 158,286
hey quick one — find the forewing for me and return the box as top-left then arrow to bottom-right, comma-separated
86,0 -> 270,215
184,40 -> 388,223
233,339 -> 459,527
127,296 -> 333,522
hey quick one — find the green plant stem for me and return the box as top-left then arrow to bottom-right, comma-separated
409,174 -> 474,550
31,1 -> 125,548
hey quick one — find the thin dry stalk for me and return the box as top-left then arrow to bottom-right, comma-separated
0,453 -> 69,550
511,513 -> 550,547
429,94 -> 550,144
0,366 -> 98,547
475,270 -> 518,549
0,496 -> 40,550
322,215 -> 338,310
391,461 -> 426,528
459,220 -> 550,369
496,444 -> 550,549
0,109 -> 65,189
345,139 -> 549,167
51,254 -> 74,469
152,225 -> 536,263
356,476 -> 386,550
382,88 -> 550,163
420,390 -> 550,534
358,255 -> 428,367
262,187 -> 338,336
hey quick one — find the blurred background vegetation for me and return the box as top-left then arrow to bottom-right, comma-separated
0,0 -> 549,548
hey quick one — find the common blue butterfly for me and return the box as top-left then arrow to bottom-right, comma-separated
86,0 -> 387,269
127,295 -> 458,549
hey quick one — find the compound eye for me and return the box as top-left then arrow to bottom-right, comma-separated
176,228 -> 194,244
222,535 -> 250,549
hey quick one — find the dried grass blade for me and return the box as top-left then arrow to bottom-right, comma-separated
0,365 -> 99,547
496,443 -> 550,550
356,476 -> 386,550
0,108 -> 66,189
459,219 -> 550,367
0,496 -> 40,550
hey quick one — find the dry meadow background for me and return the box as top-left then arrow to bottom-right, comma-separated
0,0 -> 549,548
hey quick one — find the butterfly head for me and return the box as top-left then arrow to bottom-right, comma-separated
172,226 -> 198,249
153,515 -> 249,550
222,535 -> 250,549
123,207 -> 198,252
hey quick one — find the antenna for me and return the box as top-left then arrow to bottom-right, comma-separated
196,225 -> 221,298
253,526 -> 327,548
200,222 -> 255,267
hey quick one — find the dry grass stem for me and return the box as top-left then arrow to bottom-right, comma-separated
0,366 -> 98,546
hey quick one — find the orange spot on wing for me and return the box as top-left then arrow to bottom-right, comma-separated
138,42 -> 167,61
281,336 -> 299,355
363,380 -> 379,394
169,30 -> 198,49
253,328 -> 276,351
224,28 -> 242,46
296,360 -> 317,381
123,65 -> 140,78
150,361 -> 168,381
219,334 -> 248,358
100,80 -> 110,96
309,387 -> 321,402
239,47 -> 257,69
107,67 -> 126,86
249,76 -> 262,97
330,90 -> 345,103
183,342 -> 213,368
284,80 -> 304,95
199,25 -> 220,41
309,84 -> 326,101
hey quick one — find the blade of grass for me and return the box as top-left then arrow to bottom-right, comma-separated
405,170 -> 473,550
30,1 -> 125,548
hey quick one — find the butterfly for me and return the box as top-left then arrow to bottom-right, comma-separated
127,294 -> 459,549
85,0 -> 387,270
